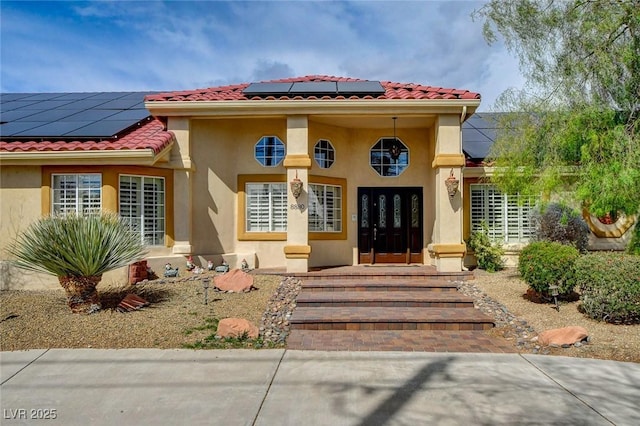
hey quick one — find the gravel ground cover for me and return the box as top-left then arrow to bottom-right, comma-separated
1,268 -> 638,363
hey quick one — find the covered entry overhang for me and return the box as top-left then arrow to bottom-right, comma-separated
147,92 -> 480,273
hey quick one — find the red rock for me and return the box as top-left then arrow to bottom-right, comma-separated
217,318 -> 259,339
213,269 -> 254,292
538,326 -> 589,346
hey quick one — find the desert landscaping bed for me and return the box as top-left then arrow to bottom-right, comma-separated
1,269 -> 638,363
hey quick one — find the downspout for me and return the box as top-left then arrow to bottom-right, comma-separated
460,105 -> 467,123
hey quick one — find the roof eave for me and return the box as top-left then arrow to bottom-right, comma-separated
145,98 -> 481,117
0,144 -> 172,167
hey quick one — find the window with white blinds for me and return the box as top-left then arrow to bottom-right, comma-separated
470,184 -> 537,243
308,183 -> 342,232
245,183 -> 287,232
119,175 -> 165,245
52,174 -> 102,215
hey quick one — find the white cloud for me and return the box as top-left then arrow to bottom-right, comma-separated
0,0 -> 525,109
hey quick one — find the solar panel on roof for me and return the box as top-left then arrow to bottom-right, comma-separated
0,91 -> 149,139
0,121 -> 50,137
21,100 -> 76,110
96,99 -> 144,109
2,100 -> 42,111
289,82 -> 337,94
57,99 -> 111,110
243,83 -> 293,95
1,93 -> 34,101
14,121 -> 94,137
0,109 -> 42,121
18,109 -> 78,122
19,93 -> 67,101
337,81 -> 385,95
63,120 -> 140,137
60,109 -> 120,121
104,109 -> 150,121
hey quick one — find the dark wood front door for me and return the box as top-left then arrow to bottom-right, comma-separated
358,187 -> 423,264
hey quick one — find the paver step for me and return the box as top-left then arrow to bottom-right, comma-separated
287,330 -> 517,352
290,307 -> 494,331
296,291 -> 475,308
301,279 -> 458,292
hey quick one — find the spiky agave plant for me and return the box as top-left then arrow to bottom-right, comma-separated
7,212 -> 147,313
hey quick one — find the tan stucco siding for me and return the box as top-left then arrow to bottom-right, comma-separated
187,117 -> 438,268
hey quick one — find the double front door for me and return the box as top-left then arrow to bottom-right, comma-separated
358,187 -> 423,264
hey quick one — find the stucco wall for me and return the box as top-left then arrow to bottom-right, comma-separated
188,117 -> 436,268
0,166 -> 59,289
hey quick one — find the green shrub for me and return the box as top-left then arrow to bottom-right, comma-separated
531,203 -> 589,252
518,241 -> 579,296
574,253 -> 640,323
467,222 -> 504,272
627,223 -> 640,255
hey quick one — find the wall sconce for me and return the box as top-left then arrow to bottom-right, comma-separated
290,172 -> 303,199
444,169 -> 459,198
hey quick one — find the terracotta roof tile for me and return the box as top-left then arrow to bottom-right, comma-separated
145,75 -> 480,102
1,118 -> 174,154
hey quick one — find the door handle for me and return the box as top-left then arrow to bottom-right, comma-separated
373,225 -> 377,241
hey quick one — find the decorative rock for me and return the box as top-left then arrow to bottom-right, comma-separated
217,318 -> 259,339
538,326 -> 589,347
213,269 -> 254,292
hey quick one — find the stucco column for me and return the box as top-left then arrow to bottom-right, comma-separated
429,114 -> 466,272
168,117 -> 195,255
283,116 -> 311,272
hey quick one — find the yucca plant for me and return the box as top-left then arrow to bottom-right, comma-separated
7,212 -> 147,313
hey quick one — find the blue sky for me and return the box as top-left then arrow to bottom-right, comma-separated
0,0 -> 525,111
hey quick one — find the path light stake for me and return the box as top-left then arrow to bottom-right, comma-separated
549,285 -> 559,311
202,278 -> 210,305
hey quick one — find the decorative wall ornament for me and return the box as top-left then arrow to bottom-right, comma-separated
444,169 -> 459,198
290,172 -> 303,199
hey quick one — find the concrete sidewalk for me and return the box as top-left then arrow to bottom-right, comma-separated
1,349 -> 638,425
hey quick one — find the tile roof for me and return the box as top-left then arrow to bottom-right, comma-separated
0,118 -> 174,154
145,75 -> 481,102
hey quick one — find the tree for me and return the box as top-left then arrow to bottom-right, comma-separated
473,0 -> 640,217
7,213 -> 147,313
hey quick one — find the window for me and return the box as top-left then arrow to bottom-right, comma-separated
309,183 -> 342,232
52,174 -> 101,214
314,139 -> 335,168
119,175 -> 165,245
255,136 -> 285,167
370,137 -> 409,176
470,184 -> 537,243
245,183 -> 287,232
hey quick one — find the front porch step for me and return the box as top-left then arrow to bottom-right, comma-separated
296,290 -> 475,308
301,279 -> 459,293
287,330 -> 517,352
289,307 -> 494,331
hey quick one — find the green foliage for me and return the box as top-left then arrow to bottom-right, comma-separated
574,253 -> 640,323
531,203 -> 589,252
467,222 -> 505,272
473,1 -> 640,217
627,223 -> 640,255
518,241 -> 579,296
7,212 -> 147,278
